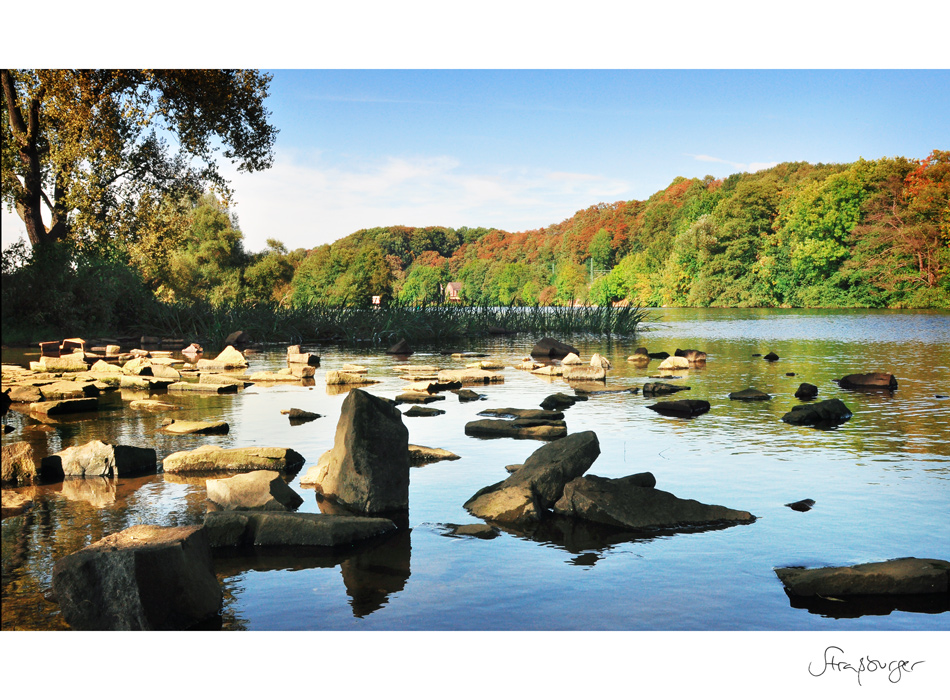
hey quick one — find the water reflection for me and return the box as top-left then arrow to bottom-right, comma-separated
783,590 -> 950,618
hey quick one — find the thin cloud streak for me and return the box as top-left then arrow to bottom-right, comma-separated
687,153 -> 779,173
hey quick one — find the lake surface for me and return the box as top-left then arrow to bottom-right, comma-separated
2,308 -> 949,631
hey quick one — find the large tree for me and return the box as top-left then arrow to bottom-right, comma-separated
1,69 -> 277,249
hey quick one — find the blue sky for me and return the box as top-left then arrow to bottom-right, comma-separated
2,8 -> 949,254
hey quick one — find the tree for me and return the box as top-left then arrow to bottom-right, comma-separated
2,69 -> 277,250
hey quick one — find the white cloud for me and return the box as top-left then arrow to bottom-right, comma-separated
686,153 -> 779,173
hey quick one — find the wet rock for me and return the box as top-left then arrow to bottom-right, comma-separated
408,445 -> 461,465
1,441 -> 39,483
386,339 -> 413,355
540,392 -> 584,411
554,473 -> 754,531
163,445 -> 305,474
836,373 -> 898,391
325,371 -> 380,386
794,383 -> 819,400
646,399 -> 710,417
464,418 -> 567,440
561,352 -> 583,365
658,356 -> 689,370
160,419 -> 230,435
437,368 -> 504,384
51,524 -> 221,630
206,470 -> 303,511
453,389 -> 486,402
29,397 -> 98,415
404,406 -> 446,417
464,431 -> 600,525
299,389 -> 410,514
764,352 -> 780,362
478,408 -> 565,420
281,408 -> 321,424
775,558 -> 949,597
42,440 -> 156,479
2,490 -> 34,519
530,337 -> 579,358
728,388 -> 771,401
196,345 -> 248,370
641,382 -> 690,396
203,511 -> 396,548
562,366 -> 607,381
781,398 -> 852,427
394,391 -> 446,405
785,498 -> 815,512
573,385 -> 639,396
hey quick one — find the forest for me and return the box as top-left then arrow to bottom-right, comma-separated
2,70 -> 948,344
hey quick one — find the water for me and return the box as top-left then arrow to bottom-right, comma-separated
3,308 -> 949,632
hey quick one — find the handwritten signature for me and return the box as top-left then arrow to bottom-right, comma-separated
809,645 -> 924,686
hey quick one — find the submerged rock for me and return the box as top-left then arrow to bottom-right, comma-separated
646,399 -> 710,417
775,558 -> 949,597
464,430 -> 600,525
553,473 -> 755,531
206,470 -> 303,511
478,408 -> 565,420
781,398 -> 852,427
641,382 -> 690,396
51,524 -> 221,630
441,523 -> 500,539
836,373 -> 898,391
728,388 -> 771,401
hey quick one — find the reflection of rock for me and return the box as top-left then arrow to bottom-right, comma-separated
340,527 -> 411,618
60,477 -> 117,507
554,473 -> 754,531
781,399 -> 852,427
163,445 -> 305,474
782,590 -> 950,618
835,373 -> 898,391
2,490 -> 34,518
42,440 -> 157,479
775,558 -> 949,597
204,511 -> 396,548
51,524 -> 221,630
646,399 -> 710,417
2,441 -> 39,483
464,431 -> 600,525
206,471 -> 303,511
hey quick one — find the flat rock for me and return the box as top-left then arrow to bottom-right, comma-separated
42,440 -> 157,479
464,418 -> 567,440
130,399 -> 180,411
206,470 -> 303,511
39,380 -> 99,400
51,524 -> 221,630
562,366 -> 607,381
437,369 -> 504,384
478,408 -> 565,420
394,391 -> 446,404
781,398 -> 852,427
554,473 -> 755,531
325,371 -> 380,386
29,397 -> 98,415
531,365 -> 562,376
160,419 -> 230,435
404,406 -> 446,417
836,373 -> 898,390
728,388 -> 771,401
167,381 -> 239,393
203,511 -> 396,548
646,399 -> 710,417
408,445 -> 461,465
775,558 -> 949,597
162,445 -> 305,474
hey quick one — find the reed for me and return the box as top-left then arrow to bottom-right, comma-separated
136,299 -> 651,348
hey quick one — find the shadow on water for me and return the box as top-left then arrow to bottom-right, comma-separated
783,590 -> 950,618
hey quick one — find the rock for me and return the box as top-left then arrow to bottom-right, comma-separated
41,440 -> 157,478
130,399 -> 180,411
437,368 -> 504,384
2,490 -> 34,519
478,408 -> 565,420
463,431 -> 600,524
29,397 -> 98,415
646,399 -> 710,417
167,381 -> 239,393
554,473 -> 755,531
561,352 -> 583,365
36,354 -> 88,372
281,408 -> 321,424
627,351 -> 650,364
301,388 -> 410,514
785,498 -> 815,512
402,379 -> 460,393
573,385 -> 639,396
160,420 -> 230,435
764,352 -> 780,362
148,363 -> 181,380
453,389 -> 486,402
203,511 -> 396,548
443,523 -> 500,539
325,371 -> 380,386
562,366 -> 607,381
51,524 -> 221,630
504,464 -> 523,473
39,380 -> 99,400
386,339 -> 413,355
404,406 -> 446,417
589,353 -> 611,369
451,352 -> 489,358
658,356 -> 690,370
249,371 -> 307,382
530,337 -> 579,358
196,345 -> 248,370
1,442 -> 39,484
7,385 -> 43,403
223,330 -> 250,346
781,398 -> 852,427
728,388 -> 772,401
464,418 -> 567,440
775,558 -> 950,597
182,343 -> 203,355
408,445 -> 461,465
675,349 -> 707,363
836,373 -> 898,391
531,364 -> 563,376
540,393 -> 583,411
515,360 -> 544,370
162,445 -> 305,474
287,352 -> 320,366
794,383 -> 819,400
394,391 -> 446,405
647,351 -> 670,360
122,356 -> 154,375
206,471 -> 303,511
199,373 -> 250,385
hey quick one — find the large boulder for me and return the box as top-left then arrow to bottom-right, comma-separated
51,524 -> 221,630
553,473 -> 755,531
42,440 -> 157,479
206,470 -> 303,511
775,558 -> 949,597
203,511 -> 396,548
836,373 -> 898,391
463,430 -> 600,524
299,388 -> 410,514
2,441 -> 39,484
530,337 -> 579,358
781,399 -> 852,427
162,445 -> 305,474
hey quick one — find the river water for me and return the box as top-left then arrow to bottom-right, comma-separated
2,308 -> 949,632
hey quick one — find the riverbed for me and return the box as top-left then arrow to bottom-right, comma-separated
2,308 -> 949,631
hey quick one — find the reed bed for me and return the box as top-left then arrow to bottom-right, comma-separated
137,300 -> 652,348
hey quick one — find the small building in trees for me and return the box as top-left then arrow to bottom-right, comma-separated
445,282 -> 463,302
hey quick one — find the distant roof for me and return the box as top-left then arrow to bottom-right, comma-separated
446,282 -> 462,292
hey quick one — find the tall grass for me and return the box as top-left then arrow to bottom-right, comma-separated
137,300 -> 652,348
